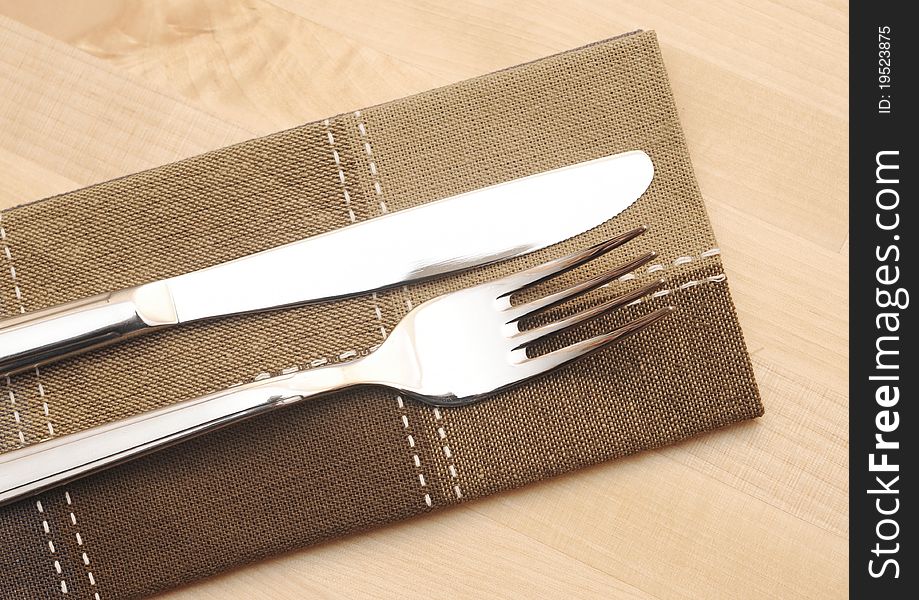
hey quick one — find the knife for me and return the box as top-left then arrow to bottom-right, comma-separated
0,150 -> 654,375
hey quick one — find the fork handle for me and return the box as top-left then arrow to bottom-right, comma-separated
0,282 -> 179,377
0,361 -> 362,507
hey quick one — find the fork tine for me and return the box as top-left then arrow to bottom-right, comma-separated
511,278 -> 665,348
515,306 -> 674,371
496,225 -> 648,298
505,251 -> 656,321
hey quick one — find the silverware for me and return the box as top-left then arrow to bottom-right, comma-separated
0,151 -> 654,376
0,227 -> 671,506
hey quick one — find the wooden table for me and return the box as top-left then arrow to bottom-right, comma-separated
0,2 -> 848,598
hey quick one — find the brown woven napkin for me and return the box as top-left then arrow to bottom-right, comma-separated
0,31 -> 760,599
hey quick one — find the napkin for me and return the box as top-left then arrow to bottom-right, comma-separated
0,30 -> 761,599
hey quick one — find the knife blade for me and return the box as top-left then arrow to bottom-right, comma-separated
0,150 -> 653,375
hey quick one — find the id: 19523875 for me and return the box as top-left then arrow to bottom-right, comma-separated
878,26 -> 892,114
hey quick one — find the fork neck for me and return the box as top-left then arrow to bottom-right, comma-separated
280,357 -> 366,400
283,347 -> 412,400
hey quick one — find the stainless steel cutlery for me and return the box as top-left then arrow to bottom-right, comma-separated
0,150 -> 654,375
0,225 -> 671,506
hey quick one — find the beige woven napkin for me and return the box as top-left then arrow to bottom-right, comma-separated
0,30 -> 760,599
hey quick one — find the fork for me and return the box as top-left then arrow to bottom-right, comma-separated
0,226 -> 672,506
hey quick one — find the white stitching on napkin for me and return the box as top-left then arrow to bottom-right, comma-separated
396,394 -> 431,507
0,214 -> 26,315
212,348 -> 369,395
66,491 -> 101,600
0,216 -> 56,440
354,111 -> 435,508
646,247 -> 721,274
323,119 -> 357,225
2,216 -> 29,447
624,273 -> 728,307
36,371 -> 54,437
602,245 -> 727,307
614,246 -> 721,282
355,111 -> 387,214
324,117 -> 389,342
36,499 -> 69,594
3,214 -> 94,596
370,292 -> 387,341
433,408 -> 463,499
5,376 -> 26,446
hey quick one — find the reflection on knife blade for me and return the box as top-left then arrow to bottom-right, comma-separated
0,150 -> 654,375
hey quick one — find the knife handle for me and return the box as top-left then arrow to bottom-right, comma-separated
0,282 -> 178,376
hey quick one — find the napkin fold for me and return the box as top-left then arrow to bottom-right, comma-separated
0,30 -> 761,599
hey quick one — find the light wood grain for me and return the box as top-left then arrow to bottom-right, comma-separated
0,1 -> 848,598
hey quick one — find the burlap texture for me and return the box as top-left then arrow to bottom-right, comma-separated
0,31 -> 761,599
